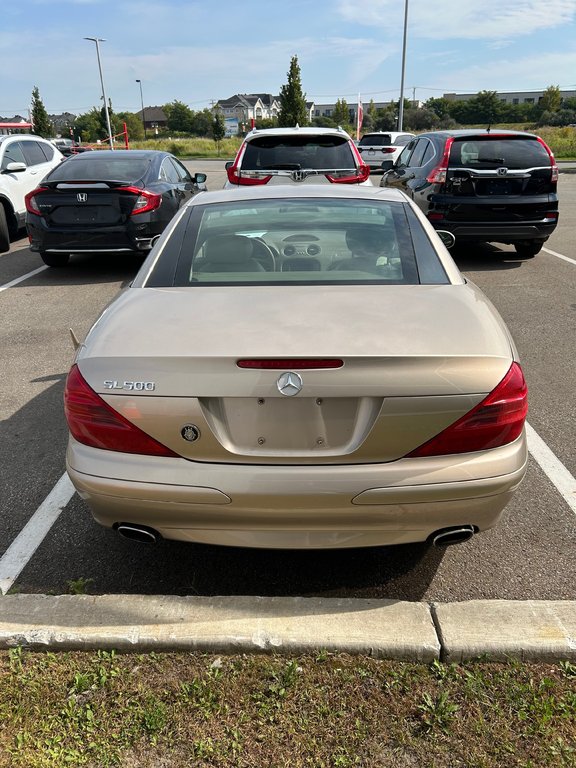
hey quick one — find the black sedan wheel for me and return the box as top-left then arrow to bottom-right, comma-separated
40,252 -> 70,268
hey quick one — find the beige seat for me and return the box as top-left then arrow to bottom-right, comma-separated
198,235 -> 265,272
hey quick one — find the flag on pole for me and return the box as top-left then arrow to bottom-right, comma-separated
356,94 -> 363,141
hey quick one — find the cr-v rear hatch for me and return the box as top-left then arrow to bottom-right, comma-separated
435,134 -> 558,224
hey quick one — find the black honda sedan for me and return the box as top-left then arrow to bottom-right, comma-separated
25,150 -> 207,267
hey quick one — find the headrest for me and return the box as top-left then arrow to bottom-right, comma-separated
204,235 -> 254,263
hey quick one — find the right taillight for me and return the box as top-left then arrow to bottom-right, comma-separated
426,137 -> 454,184
407,362 -> 528,458
537,136 -> 558,182
64,365 -> 178,457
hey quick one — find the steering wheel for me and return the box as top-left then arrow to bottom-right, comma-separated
250,238 -> 277,272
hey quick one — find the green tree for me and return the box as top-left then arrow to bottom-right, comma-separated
278,55 -> 308,127
332,98 -> 351,128
164,100 -> 194,133
116,111 -> 144,142
211,111 -> 226,154
539,85 -> 562,114
425,97 -> 453,120
73,108 -> 102,143
31,87 -> 53,137
190,108 -> 214,137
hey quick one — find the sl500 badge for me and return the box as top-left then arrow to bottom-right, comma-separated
103,380 -> 156,391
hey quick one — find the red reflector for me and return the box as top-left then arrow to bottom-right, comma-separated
237,359 -> 343,370
427,212 -> 445,221
64,365 -> 178,457
407,362 -> 527,458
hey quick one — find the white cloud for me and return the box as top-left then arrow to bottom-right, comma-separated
337,0 -> 576,40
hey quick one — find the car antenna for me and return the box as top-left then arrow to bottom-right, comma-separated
486,125 -> 491,133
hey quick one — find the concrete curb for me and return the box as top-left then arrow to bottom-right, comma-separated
1,595 -> 575,661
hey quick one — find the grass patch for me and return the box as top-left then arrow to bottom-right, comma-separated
1,649 -> 575,766
129,136 -> 241,159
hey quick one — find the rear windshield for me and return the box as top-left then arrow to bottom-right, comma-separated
47,155 -> 151,182
449,137 -> 550,169
359,134 -> 392,146
242,136 -> 355,170
144,197 -> 449,287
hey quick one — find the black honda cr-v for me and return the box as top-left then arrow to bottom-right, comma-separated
380,129 -> 558,257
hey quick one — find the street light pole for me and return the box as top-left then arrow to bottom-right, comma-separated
135,79 -> 147,139
397,0 -> 409,131
84,36 -> 114,149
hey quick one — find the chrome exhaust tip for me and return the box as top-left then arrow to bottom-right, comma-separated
115,523 -> 159,544
430,525 -> 476,547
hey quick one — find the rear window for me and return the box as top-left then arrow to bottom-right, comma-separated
142,197 -> 450,288
242,136 -> 355,170
359,134 -> 392,147
449,137 -> 550,169
47,155 -> 152,182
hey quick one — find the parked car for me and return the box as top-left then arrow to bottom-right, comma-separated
224,126 -> 371,187
380,129 -> 558,257
357,131 -> 415,171
64,185 -> 528,551
0,134 -> 64,253
51,138 -> 93,156
25,150 -> 207,267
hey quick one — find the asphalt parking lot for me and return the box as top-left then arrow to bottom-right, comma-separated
0,163 -> 574,603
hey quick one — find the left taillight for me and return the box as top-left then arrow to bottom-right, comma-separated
407,362 -> 528,458
64,365 -> 178,457
116,186 -> 162,215
25,187 -> 48,215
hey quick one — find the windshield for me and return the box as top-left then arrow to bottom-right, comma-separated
241,136 -> 355,170
359,135 -> 392,146
47,155 -> 152,182
158,197 -> 449,287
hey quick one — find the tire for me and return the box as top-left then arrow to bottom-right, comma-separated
40,251 -> 70,268
0,205 -> 10,253
514,241 -> 544,258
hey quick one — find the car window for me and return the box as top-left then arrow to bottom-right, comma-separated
169,157 -> 192,182
395,140 -> 417,168
139,196 -> 454,289
47,155 -> 152,181
242,136 -> 356,170
160,158 -> 180,183
20,140 -> 51,167
449,137 -> 550,169
38,142 -> 55,162
359,134 -> 391,146
394,134 -> 414,146
1,141 -> 27,170
404,138 -> 429,168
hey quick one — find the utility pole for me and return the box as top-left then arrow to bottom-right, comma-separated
397,0 -> 409,131
84,37 -> 114,149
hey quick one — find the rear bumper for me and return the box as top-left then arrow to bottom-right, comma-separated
67,432 -> 528,549
27,218 -> 162,253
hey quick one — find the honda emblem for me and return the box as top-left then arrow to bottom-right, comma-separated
77,193 -> 88,202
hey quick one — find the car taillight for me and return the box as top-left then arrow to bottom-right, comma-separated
25,187 -> 48,215
382,147 -> 395,153
537,136 -> 558,182
237,358 -> 343,369
407,362 -> 527,458
426,137 -> 454,184
226,166 -> 273,185
327,163 -> 371,184
64,365 -> 178,457
115,186 -> 162,215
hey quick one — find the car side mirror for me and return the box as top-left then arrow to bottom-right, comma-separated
436,230 -> 456,249
380,159 -> 394,172
2,161 -> 27,174
194,173 -> 207,184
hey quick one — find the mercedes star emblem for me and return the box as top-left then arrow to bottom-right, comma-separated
277,371 -> 303,397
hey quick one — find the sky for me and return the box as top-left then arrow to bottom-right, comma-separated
2,0 -> 576,118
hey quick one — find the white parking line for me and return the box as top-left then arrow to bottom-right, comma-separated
543,247 -> 576,266
525,423 -> 576,515
0,265 -> 48,293
0,422 -> 575,594
0,473 -> 75,595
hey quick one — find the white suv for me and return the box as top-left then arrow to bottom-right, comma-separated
225,126 -> 371,187
0,134 -> 64,252
357,131 -> 415,172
